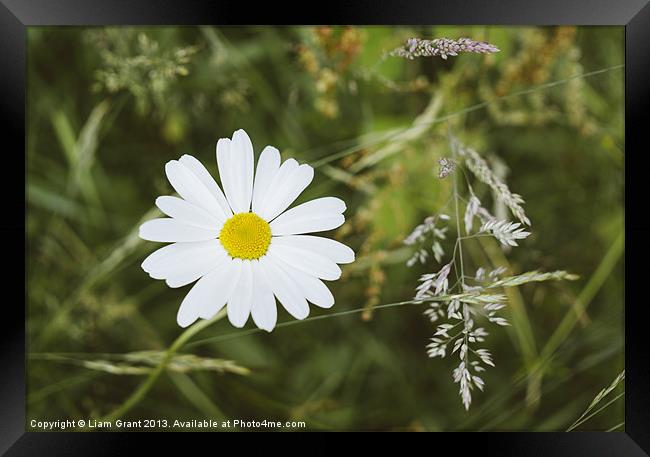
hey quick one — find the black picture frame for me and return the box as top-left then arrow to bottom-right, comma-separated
5,0 -> 649,453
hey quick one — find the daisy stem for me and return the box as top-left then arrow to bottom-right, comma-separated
98,309 -> 227,423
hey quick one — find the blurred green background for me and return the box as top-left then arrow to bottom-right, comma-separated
26,26 -> 624,431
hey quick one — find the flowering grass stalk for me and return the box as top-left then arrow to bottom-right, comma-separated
405,131 -> 578,409
391,37 -> 499,60
567,370 -> 625,431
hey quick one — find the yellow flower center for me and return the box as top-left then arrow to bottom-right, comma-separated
219,212 -> 271,260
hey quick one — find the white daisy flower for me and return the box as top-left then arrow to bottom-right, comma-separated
139,129 -> 355,332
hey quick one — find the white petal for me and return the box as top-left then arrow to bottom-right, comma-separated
176,258 -> 240,327
259,255 -> 309,320
217,130 -> 254,214
139,218 -> 220,242
165,246 -> 228,288
268,242 -> 341,280
270,197 -> 346,235
272,256 -> 335,309
155,196 -> 222,231
142,243 -> 186,273
216,138 -> 233,210
232,129 -> 255,212
256,158 -> 298,219
271,214 -> 344,236
197,258 -> 242,320
270,235 -> 354,264
178,154 -> 233,218
250,260 -> 277,331
165,160 -> 228,222
251,146 -> 281,214
143,239 -> 225,282
227,259 -> 252,328
259,164 -> 313,221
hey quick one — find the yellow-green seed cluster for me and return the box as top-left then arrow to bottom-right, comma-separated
219,212 -> 272,260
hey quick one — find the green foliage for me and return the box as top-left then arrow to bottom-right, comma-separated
27,26 -> 623,431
